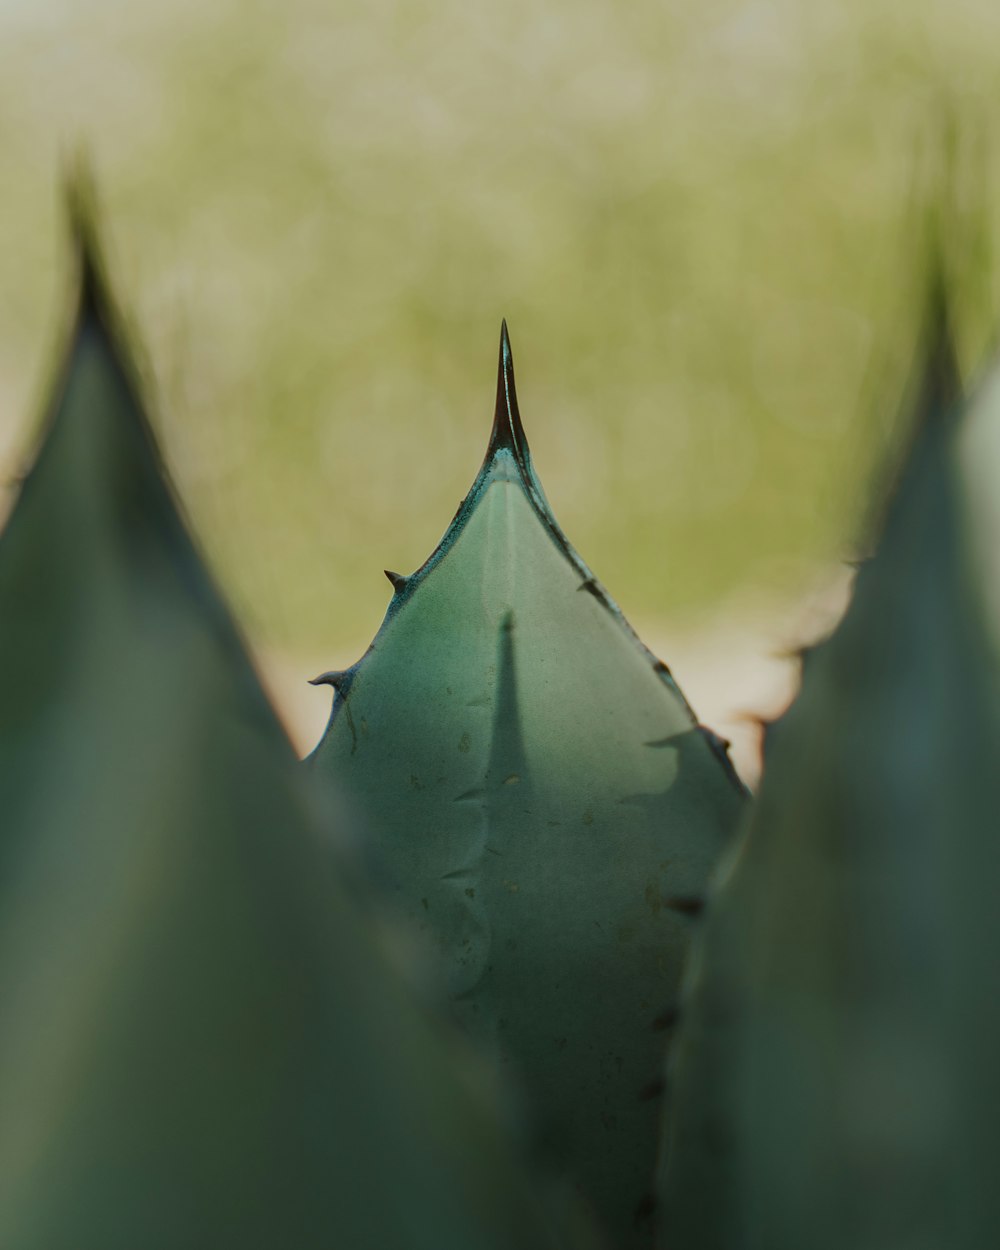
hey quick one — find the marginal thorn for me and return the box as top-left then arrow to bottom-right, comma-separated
309,670 -> 347,690
384,569 -> 408,593
577,578 -> 601,599
698,724 -> 740,777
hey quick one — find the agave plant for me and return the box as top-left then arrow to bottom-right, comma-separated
658,284 -> 1000,1250
309,324 -> 747,1246
0,214 -> 586,1250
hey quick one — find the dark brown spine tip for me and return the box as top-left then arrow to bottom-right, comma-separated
384,569 -> 408,593
309,670 -> 347,690
487,319 -> 530,462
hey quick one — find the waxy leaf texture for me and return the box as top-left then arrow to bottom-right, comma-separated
310,323 -> 747,1247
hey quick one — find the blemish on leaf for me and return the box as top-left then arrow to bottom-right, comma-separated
454,787 -> 485,803
634,1194 -> 657,1226
652,1006 -> 680,1031
664,895 -> 706,918
578,578 -> 610,608
344,702 -> 358,755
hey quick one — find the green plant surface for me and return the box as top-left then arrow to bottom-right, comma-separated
309,325 -> 747,1248
657,291 -> 1000,1250
0,226 -> 580,1250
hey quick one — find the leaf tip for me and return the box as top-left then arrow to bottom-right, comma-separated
62,159 -> 111,330
488,318 -> 530,463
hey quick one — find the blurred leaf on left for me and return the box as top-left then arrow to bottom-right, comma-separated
0,205 -> 585,1250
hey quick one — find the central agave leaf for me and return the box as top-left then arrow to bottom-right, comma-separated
309,324 -> 747,1247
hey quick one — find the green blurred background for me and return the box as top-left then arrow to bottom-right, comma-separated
0,0 -> 997,771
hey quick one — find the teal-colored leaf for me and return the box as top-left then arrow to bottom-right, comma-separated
0,226 -> 574,1250
309,323 -> 747,1246
659,287 -> 1000,1250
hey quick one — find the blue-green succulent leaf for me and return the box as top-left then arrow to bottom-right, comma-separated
310,323 -> 747,1247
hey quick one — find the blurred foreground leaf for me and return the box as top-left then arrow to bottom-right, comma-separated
658,288 -> 1000,1249
0,228 -> 576,1250
309,324 -> 747,1247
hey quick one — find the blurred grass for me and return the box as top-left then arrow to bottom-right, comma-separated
0,0 -> 998,664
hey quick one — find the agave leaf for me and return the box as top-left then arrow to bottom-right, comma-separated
0,226 -> 574,1250
659,286 -> 1000,1250
309,323 -> 747,1246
